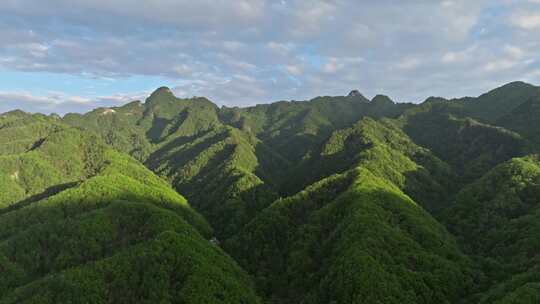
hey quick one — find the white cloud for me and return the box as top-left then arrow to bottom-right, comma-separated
442,52 -> 462,63
173,64 -> 194,77
442,45 -> 478,63
483,59 -> 518,72
504,45 -> 525,59
0,91 -> 60,105
267,42 -> 295,56
227,60 -> 257,71
396,58 -> 421,70
222,41 -> 246,52
323,58 -> 343,74
510,11 -> 540,29
286,64 -> 303,75
477,44 -> 532,73
290,1 -> 337,37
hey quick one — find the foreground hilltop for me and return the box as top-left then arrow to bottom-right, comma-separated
0,81 -> 539,303
0,112 -> 260,303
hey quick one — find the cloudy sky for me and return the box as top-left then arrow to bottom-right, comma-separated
1,0 -> 540,114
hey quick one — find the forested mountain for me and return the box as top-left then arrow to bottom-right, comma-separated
0,81 -> 539,303
226,118 -> 474,303
0,112 -> 260,303
444,155 -> 540,303
398,101 -> 529,183
63,89 -> 414,238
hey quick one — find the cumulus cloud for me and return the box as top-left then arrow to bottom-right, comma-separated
0,0 -> 539,113
510,11 -> 540,29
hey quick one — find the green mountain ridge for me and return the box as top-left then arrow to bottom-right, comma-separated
226,118 -> 474,303
0,81 -> 539,303
444,155 -> 540,303
0,113 -> 260,303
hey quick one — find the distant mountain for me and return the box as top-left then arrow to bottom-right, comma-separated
398,100 -> 529,183
462,81 -> 540,122
1,81 -> 539,302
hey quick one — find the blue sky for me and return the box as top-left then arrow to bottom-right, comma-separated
1,0 -> 540,114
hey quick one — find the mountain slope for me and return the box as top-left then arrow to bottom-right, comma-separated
63,101 -> 152,162
64,89 -> 280,238
444,155 -> 540,303
16,81 -> 536,302
219,93 -> 412,163
63,88 -> 414,238
462,81 -> 540,123
281,117 -> 455,211
398,100 -> 528,183
497,95 -> 540,146
226,118 -> 474,304
0,112 -> 260,303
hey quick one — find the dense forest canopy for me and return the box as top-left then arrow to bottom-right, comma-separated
0,81 -> 539,303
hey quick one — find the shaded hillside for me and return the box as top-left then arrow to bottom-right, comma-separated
63,88 -> 414,238
399,100 -> 528,183
404,81 -> 540,153
146,126 -> 282,239
281,118 -> 455,212
219,93 -> 412,163
64,88 -> 272,238
462,81 -> 540,123
497,95 -> 540,146
226,120 -> 475,303
444,156 -> 540,303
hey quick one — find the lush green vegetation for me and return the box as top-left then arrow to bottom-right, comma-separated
399,100 -> 529,183
225,117 -> 474,303
0,112 -> 259,302
62,88 -> 416,239
497,95 -> 540,146
1,81 -> 539,302
461,81 -> 540,122
444,156 -> 540,302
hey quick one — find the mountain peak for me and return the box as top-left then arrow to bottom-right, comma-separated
371,94 -> 394,104
146,86 -> 177,106
0,109 -> 29,117
422,96 -> 448,104
151,86 -> 175,96
501,80 -> 534,88
482,81 -> 537,98
348,89 -> 363,97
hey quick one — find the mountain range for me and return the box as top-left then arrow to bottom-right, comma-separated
0,81 -> 539,303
